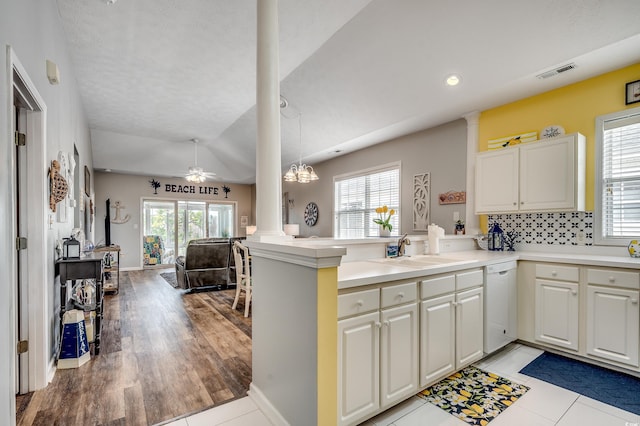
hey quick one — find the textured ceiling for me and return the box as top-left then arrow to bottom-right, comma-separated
56,0 -> 640,184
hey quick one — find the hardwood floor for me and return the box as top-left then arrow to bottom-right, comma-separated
16,269 -> 252,426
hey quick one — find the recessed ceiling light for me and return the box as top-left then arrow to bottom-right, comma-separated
445,74 -> 461,86
105,168 -> 112,172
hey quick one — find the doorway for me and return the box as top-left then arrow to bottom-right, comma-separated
142,199 -> 237,267
9,48 -> 49,403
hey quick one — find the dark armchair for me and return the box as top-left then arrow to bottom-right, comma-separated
175,238 -> 230,290
174,237 -> 245,291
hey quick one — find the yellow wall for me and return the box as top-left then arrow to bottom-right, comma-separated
317,267 -> 338,425
478,62 -> 640,213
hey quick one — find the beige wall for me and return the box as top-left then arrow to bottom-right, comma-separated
94,172 -> 253,269
283,119 -> 467,237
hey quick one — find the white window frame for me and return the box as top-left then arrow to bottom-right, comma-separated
333,161 -> 401,238
595,105 -> 640,246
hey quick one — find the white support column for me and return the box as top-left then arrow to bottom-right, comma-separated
464,111 -> 480,235
253,0 -> 286,240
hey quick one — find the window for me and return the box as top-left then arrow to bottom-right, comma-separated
143,199 -> 236,262
595,106 -> 640,245
334,162 -> 400,238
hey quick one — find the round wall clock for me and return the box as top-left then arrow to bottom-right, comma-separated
304,202 -> 319,226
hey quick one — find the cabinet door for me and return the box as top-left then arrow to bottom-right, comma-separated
519,136 -> 577,211
456,287 -> 484,368
587,285 -> 639,367
535,279 -> 579,351
420,293 -> 455,387
475,148 -> 519,214
338,312 -> 380,426
380,303 -> 418,408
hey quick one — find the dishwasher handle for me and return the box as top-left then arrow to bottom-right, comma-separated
485,260 -> 517,275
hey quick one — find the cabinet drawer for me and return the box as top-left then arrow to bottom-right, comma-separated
381,282 -> 417,308
338,289 -> 380,318
456,269 -> 483,291
536,264 -> 579,282
587,269 -> 640,290
420,275 -> 455,299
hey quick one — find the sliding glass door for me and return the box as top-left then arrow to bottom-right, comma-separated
142,199 -> 236,266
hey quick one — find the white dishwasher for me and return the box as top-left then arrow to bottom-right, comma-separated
484,261 -> 518,354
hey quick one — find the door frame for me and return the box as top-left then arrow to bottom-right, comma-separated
140,197 -> 238,268
8,46 -> 49,394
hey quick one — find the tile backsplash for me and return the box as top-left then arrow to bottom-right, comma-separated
487,212 -> 594,246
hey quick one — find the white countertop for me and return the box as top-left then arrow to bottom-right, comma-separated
338,250 -> 640,289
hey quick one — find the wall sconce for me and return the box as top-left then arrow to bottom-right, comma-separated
288,199 -> 295,208
246,225 -> 257,236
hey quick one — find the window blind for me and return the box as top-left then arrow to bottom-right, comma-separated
334,166 -> 400,238
601,115 -> 640,239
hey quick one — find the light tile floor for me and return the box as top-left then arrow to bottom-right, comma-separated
163,343 -> 640,426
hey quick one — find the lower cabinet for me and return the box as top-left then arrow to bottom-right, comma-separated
586,268 -> 640,367
534,264 -> 579,351
456,287 -> 484,367
338,311 -> 380,425
419,270 -> 484,388
338,283 -> 418,426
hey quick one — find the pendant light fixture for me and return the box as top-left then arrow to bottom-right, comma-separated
283,109 -> 319,183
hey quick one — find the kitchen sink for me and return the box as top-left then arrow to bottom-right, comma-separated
368,255 -> 475,268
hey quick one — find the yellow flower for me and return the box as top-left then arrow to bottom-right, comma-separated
376,207 -> 383,214
389,209 -> 395,215
382,205 -> 388,213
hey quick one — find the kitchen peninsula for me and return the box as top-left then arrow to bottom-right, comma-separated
244,236 -> 640,426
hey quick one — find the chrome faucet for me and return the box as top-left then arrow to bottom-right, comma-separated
398,233 -> 411,257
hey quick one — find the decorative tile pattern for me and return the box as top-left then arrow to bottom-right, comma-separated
487,212 -> 593,246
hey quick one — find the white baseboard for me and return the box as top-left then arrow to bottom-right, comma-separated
47,358 -> 56,385
119,266 -> 142,271
248,383 -> 290,426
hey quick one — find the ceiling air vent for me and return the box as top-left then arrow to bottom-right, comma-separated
536,63 -> 577,79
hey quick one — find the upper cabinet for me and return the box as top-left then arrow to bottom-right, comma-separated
475,133 -> 586,214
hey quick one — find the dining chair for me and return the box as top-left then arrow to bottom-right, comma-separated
231,240 -> 252,317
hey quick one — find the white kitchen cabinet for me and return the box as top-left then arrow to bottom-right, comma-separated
420,292 -> 455,386
419,270 -> 483,387
475,147 -> 519,213
380,303 -> 419,407
338,282 -> 418,426
456,286 -> 484,367
535,278 -> 579,351
338,311 -> 380,425
586,268 -> 640,367
475,133 -> 585,214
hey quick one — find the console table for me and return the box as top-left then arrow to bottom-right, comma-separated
56,256 -> 103,355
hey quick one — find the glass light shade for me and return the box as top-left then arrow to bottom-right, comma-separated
245,225 -> 257,235
186,166 -> 206,183
308,168 -> 319,181
284,168 -> 297,182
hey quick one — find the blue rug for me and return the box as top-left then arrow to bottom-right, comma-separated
519,352 -> 640,415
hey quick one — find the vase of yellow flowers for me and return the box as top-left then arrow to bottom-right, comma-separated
374,205 -> 395,237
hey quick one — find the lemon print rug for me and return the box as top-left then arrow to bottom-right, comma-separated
417,366 -> 529,425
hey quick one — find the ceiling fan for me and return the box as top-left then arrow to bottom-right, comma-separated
184,138 -> 216,183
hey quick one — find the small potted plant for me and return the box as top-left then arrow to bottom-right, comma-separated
373,205 -> 395,237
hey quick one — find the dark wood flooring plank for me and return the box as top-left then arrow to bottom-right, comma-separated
16,268 -> 252,426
